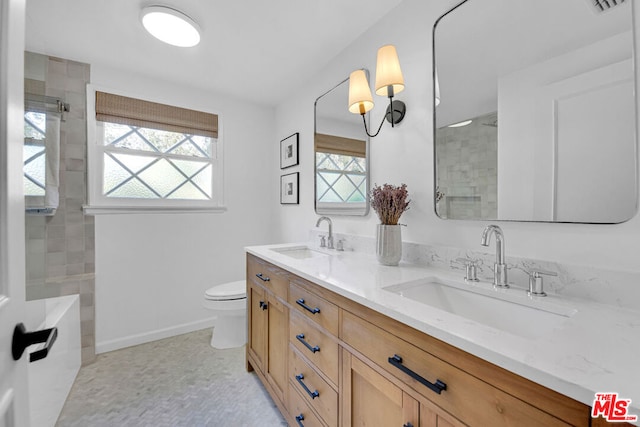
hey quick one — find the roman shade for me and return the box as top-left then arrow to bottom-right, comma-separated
315,133 -> 366,158
95,91 -> 218,138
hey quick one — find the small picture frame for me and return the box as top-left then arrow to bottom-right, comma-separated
280,172 -> 299,204
280,132 -> 299,169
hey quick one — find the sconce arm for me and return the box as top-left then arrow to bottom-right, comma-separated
362,96 -> 406,138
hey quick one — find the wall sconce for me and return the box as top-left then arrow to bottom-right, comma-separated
348,45 -> 407,138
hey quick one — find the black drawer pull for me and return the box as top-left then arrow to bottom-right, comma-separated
296,334 -> 320,353
295,374 -> 319,399
388,354 -> 447,395
296,298 -> 320,314
256,273 -> 270,282
403,423 -> 414,427
295,414 -> 305,426
259,300 -> 268,310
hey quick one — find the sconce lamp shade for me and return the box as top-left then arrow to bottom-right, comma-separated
348,69 -> 374,115
375,45 -> 405,97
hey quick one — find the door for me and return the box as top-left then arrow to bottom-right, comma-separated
247,281 -> 267,371
342,349 -> 418,427
0,0 -> 29,425
265,293 -> 287,403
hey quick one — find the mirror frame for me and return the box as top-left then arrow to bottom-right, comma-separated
431,0 -> 638,224
314,73 -> 371,216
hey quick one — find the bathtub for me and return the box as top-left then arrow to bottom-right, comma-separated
25,294 -> 81,427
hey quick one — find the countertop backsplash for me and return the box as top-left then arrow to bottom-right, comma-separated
308,229 -> 640,311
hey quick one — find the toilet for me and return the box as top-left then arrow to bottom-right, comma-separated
203,280 -> 247,349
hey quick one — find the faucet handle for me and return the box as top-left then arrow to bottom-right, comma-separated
336,239 -> 344,251
456,258 -> 479,282
319,235 -> 326,248
526,269 -> 557,297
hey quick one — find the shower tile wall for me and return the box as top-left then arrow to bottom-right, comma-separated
435,111 -> 498,220
24,53 -> 96,365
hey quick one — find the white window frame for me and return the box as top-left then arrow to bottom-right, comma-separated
84,84 -> 225,214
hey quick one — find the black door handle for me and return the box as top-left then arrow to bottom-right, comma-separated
12,323 -> 58,363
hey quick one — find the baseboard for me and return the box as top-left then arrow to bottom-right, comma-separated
96,317 -> 217,354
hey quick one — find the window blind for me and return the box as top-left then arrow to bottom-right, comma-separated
95,91 -> 218,138
315,133 -> 366,158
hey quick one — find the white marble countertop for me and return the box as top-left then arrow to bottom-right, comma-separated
246,243 -> 640,423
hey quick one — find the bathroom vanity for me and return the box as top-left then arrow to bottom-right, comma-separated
245,245 -> 637,426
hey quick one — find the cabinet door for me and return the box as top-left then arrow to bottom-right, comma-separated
342,349 -> 418,427
265,293 -> 288,403
247,281 -> 267,372
420,403 -> 464,427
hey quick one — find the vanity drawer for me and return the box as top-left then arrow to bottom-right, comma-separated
288,382 -> 326,427
290,310 -> 339,385
247,254 -> 289,300
289,281 -> 339,336
289,345 -> 338,426
341,310 -> 573,427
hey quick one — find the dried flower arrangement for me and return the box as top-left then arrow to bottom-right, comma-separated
370,183 -> 411,225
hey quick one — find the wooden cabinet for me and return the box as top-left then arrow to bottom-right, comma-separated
265,292 -> 288,402
247,279 -> 266,371
341,310 -> 574,426
287,280 -> 340,427
342,349 -> 419,427
246,254 -> 289,411
247,254 -> 605,427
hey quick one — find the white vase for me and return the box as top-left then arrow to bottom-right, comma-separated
376,224 -> 402,266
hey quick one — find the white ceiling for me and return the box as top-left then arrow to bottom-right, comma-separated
25,0 -> 403,106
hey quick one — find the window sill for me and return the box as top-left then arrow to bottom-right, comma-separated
83,205 -> 228,215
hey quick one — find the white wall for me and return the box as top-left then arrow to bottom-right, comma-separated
92,65 -> 279,352
274,0 -> 640,274
498,33 -> 634,221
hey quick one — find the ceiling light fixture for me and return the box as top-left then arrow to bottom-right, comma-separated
448,120 -> 472,128
348,45 -> 407,138
141,6 -> 201,48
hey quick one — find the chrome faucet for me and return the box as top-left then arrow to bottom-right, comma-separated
480,225 -> 508,288
316,216 -> 334,249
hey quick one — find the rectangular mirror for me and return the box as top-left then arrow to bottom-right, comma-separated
315,75 -> 370,216
433,0 -> 637,223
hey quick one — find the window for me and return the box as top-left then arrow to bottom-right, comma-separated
316,152 -> 367,203
87,89 -> 224,213
315,133 -> 367,211
24,111 -> 47,196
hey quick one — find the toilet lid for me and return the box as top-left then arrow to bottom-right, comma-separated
205,280 -> 246,301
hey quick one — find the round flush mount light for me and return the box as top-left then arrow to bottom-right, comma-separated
448,120 -> 472,128
141,5 -> 201,47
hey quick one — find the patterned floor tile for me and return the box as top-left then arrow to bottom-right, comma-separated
55,329 -> 288,427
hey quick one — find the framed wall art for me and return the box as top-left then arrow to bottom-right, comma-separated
280,132 -> 299,169
280,172 -> 299,204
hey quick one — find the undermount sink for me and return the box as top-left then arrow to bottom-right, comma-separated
384,277 -> 576,339
270,246 -> 329,260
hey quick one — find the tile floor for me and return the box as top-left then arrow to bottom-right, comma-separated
56,329 -> 288,426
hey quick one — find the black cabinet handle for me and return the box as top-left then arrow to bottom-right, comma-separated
12,323 -> 58,363
256,273 -> 270,282
295,374 -> 319,399
296,298 -> 320,314
403,423 -> 414,427
259,301 -> 268,310
296,333 -> 320,353
295,414 -> 305,426
388,354 -> 447,395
